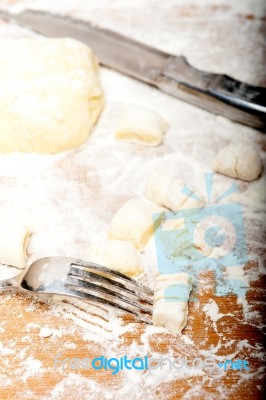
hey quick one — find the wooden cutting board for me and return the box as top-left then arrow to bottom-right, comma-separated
0,272 -> 265,399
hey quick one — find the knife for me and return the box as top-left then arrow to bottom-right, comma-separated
1,9 -> 266,131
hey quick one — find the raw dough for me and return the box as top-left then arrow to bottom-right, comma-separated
109,199 -> 164,251
0,215 -> 30,269
86,239 -> 143,277
115,105 -> 168,146
153,273 -> 193,335
214,142 -> 262,182
0,38 -> 104,153
39,327 -> 53,338
145,170 -> 204,210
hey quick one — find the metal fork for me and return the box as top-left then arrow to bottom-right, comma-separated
0,257 -> 153,324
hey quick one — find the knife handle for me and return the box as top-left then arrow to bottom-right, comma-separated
156,56 -> 266,131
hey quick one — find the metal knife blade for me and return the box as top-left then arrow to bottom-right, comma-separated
1,9 -> 266,131
0,9 -> 169,84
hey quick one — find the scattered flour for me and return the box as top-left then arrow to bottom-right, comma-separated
203,299 -> 226,322
0,0 -> 265,399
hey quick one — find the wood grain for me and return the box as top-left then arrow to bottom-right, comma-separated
0,269 -> 265,399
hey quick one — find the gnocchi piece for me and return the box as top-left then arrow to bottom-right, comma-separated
109,199 -> 164,251
214,142 -> 262,182
145,170 -> 204,210
153,273 -> 193,335
115,105 -> 169,146
86,239 -> 143,277
0,215 -> 30,269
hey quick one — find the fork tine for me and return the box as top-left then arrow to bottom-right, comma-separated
71,260 -> 153,296
66,284 -> 153,324
67,275 -> 152,314
69,265 -> 153,304
66,259 -> 154,324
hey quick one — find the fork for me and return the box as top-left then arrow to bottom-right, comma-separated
0,257 -> 153,324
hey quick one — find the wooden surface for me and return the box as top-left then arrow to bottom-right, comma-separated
0,270 -> 265,399
0,1 -> 265,399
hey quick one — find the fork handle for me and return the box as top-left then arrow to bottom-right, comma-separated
0,279 -> 16,290
0,271 -> 24,290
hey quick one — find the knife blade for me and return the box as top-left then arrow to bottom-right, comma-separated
1,9 -> 265,131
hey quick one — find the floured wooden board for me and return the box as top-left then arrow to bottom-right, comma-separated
0,0 -> 265,399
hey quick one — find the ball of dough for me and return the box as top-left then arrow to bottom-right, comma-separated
145,170 -> 204,210
0,38 -> 104,153
86,239 -> 143,277
115,105 -> 168,146
214,142 -> 262,182
109,199 -> 164,251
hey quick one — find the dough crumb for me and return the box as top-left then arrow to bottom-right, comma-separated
39,327 -> 53,338
39,327 -> 62,338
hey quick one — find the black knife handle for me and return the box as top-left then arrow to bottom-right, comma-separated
156,56 -> 266,131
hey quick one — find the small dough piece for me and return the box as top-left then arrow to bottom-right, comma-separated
153,273 -> 193,335
0,215 -> 30,268
214,142 -> 262,182
145,170 -> 204,210
86,239 -> 143,277
40,327 -> 53,338
115,105 -> 168,146
0,38 -> 104,153
109,199 -> 164,251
